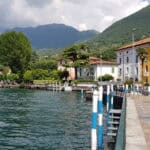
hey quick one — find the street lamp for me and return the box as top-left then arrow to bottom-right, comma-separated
132,28 -> 136,92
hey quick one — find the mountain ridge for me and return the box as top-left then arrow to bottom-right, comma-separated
6,23 -> 98,49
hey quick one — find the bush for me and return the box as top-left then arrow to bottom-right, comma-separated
124,79 -> 133,86
7,73 -> 19,81
50,70 -> 69,80
72,79 -> 95,84
23,69 -> 50,82
98,74 -> 114,81
0,74 -> 4,80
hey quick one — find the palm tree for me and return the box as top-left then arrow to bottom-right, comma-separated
136,47 -> 148,82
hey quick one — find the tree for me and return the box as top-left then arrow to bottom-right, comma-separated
0,31 -> 32,77
30,59 -> 57,70
62,44 -> 89,79
136,47 -> 148,81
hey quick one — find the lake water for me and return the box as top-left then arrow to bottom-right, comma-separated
0,89 -> 92,150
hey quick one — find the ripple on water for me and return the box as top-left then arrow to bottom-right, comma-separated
0,89 -> 91,149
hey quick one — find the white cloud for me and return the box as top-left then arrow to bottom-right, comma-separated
78,24 -> 88,31
0,0 -> 149,31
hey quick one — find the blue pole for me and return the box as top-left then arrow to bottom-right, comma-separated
110,84 -> 114,110
91,90 -> 98,150
106,85 -> 110,124
98,86 -> 103,149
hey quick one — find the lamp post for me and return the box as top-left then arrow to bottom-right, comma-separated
132,28 -> 136,92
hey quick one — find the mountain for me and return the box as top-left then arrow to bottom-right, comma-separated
7,24 -> 98,49
87,5 -> 150,51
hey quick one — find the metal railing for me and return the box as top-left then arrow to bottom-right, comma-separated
115,95 -> 126,150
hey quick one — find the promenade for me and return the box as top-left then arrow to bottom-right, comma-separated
126,95 -> 150,150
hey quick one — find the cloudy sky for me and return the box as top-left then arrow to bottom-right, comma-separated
0,0 -> 149,32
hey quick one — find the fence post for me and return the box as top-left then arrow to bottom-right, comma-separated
98,86 -> 103,149
91,90 -> 98,150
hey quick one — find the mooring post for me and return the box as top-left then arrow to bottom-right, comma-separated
110,84 -> 114,110
106,85 -> 110,123
81,89 -> 84,97
91,90 -> 98,150
98,86 -> 103,149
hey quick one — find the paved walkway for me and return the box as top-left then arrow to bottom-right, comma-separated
126,95 -> 150,150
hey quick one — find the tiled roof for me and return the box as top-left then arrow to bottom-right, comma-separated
89,57 -> 118,65
117,38 -> 150,51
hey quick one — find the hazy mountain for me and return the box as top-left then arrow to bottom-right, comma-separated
8,24 -> 98,49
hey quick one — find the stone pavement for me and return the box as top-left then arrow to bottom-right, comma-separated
126,95 -> 150,150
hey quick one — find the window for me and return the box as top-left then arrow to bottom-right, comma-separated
119,58 -> 121,64
146,65 -> 148,72
126,67 -> 129,74
136,55 -> 138,63
145,57 -> 148,62
112,67 -> 115,73
126,57 -> 129,63
119,68 -> 122,76
136,67 -> 138,75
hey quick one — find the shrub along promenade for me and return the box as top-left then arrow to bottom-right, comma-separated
126,95 -> 150,150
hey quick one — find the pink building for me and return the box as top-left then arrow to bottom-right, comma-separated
57,59 -> 75,80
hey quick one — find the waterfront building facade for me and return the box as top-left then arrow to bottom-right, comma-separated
116,38 -> 150,83
77,57 -> 119,81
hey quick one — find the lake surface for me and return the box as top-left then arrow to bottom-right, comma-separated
0,89 -> 91,150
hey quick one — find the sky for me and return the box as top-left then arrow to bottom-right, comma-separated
0,0 -> 150,32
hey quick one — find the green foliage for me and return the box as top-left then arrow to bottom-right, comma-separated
23,69 -> 69,82
98,74 -> 114,81
62,44 -> 89,65
23,69 -> 49,82
23,70 -> 33,82
7,73 -> 19,81
0,74 -> 4,80
72,79 -> 95,84
30,59 -> 57,70
0,31 -> 32,75
33,80 -> 58,84
86,5 -> 150,60
50,70 -> 69,80
0,66 -> 11,75
58,70 -> 69,80
124,79 -> 133,86
136,47 -> 148,61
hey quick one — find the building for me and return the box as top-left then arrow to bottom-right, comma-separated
116,38 -> 150,83
77,57 -> 119,81
57,59 -> 75,80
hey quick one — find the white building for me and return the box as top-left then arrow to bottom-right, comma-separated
116,38 -> 150,81
77,57 -> 119,81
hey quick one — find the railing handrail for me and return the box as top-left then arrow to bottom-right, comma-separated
115,95 -> 126,150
